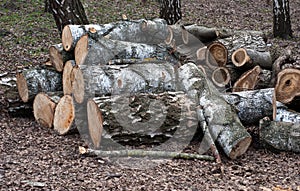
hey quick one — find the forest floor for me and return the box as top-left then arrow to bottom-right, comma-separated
0,0 -> 300,190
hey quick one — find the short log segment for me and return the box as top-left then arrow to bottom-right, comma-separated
231,48 -> 272,69
53,95 -> 76,135
75,34 -> 176,65
259,117 -> 300,153
33,92 -> 61,128
73,62 -> 177,102
16,67 -> 62,103
178,63 -> 252,159
49,43 -> 74,72
62,18 -> 170,52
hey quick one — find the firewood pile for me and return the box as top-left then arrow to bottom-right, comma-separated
4,18 -> 300,161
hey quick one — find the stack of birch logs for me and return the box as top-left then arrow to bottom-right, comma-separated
12,18 -> 300,159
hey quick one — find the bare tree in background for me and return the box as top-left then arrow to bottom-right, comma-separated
45,0 -> 89,34
159,0 -> 181,25
273,0 -> 292,39
142,0 -> 182,25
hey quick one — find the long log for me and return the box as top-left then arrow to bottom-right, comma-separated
72,62 -> 177,103
62,18 -> 171,51
75,34 -> 176,65
259,117 -> 300,153
92,91 -> 198,147
16,67 -> 62,103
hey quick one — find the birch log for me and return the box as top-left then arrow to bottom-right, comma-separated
75,34 -> 177,65
16,67 -> 62,103
92,92 -> 198,146
62,18 -> 171,51
72,62 -> 177,103
178,63 -> 252,159
259,117 -> 300,153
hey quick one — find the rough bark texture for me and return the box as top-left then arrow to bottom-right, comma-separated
222,88 -> 278,125
159,0 -> 182,25
74,62 -> 177,100
75,34 -> 176,66
49,0 -> 89,34
178,63 -> 251,159
92,91 -> 198,147
16,67 -> 62,103
231,48 -> 272,69
62,19 -> 170,51
259,117 -> 300,153
273,0 -> 292,39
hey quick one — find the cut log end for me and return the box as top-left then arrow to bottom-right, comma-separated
72,66 -> 85,103
212,67 -> 230,87
196,46 -> 207,60
49,45 -> 64,72
232,48 -> 251,67
63,60 -> 75,95
16,72 -> 29,102
87,99 -> 103,149
275,68 -> 300,104
165,26 -> 173,45
75,34 -> 89,65
62,25 -> 73,51
33,93 -> 57,128
232,65 -> 261,92
229,136 -> 252,159
53,95 -> 75,135
206,42 -> 228,68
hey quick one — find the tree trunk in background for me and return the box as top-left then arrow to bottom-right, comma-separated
159,0 -> 182,25
273,0 -> 292,39
47,0 -> 89,34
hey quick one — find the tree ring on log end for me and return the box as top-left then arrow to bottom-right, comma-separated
212,67 -> 230,87
229,136 -> 252,159
33,93 -> 56,128
206,42 -> 228,69
87,99 -> 103,149
275,68 -> 300,104
49,45 -> 64,72
72,66 -> 85,104
75,34 -> 89,65
53,95 -> 75,135
232,48 -> 250,67
62,25 -> 73,51
16,72 -> 29,102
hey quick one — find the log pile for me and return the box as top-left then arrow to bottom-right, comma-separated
7,18 -> 300,162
